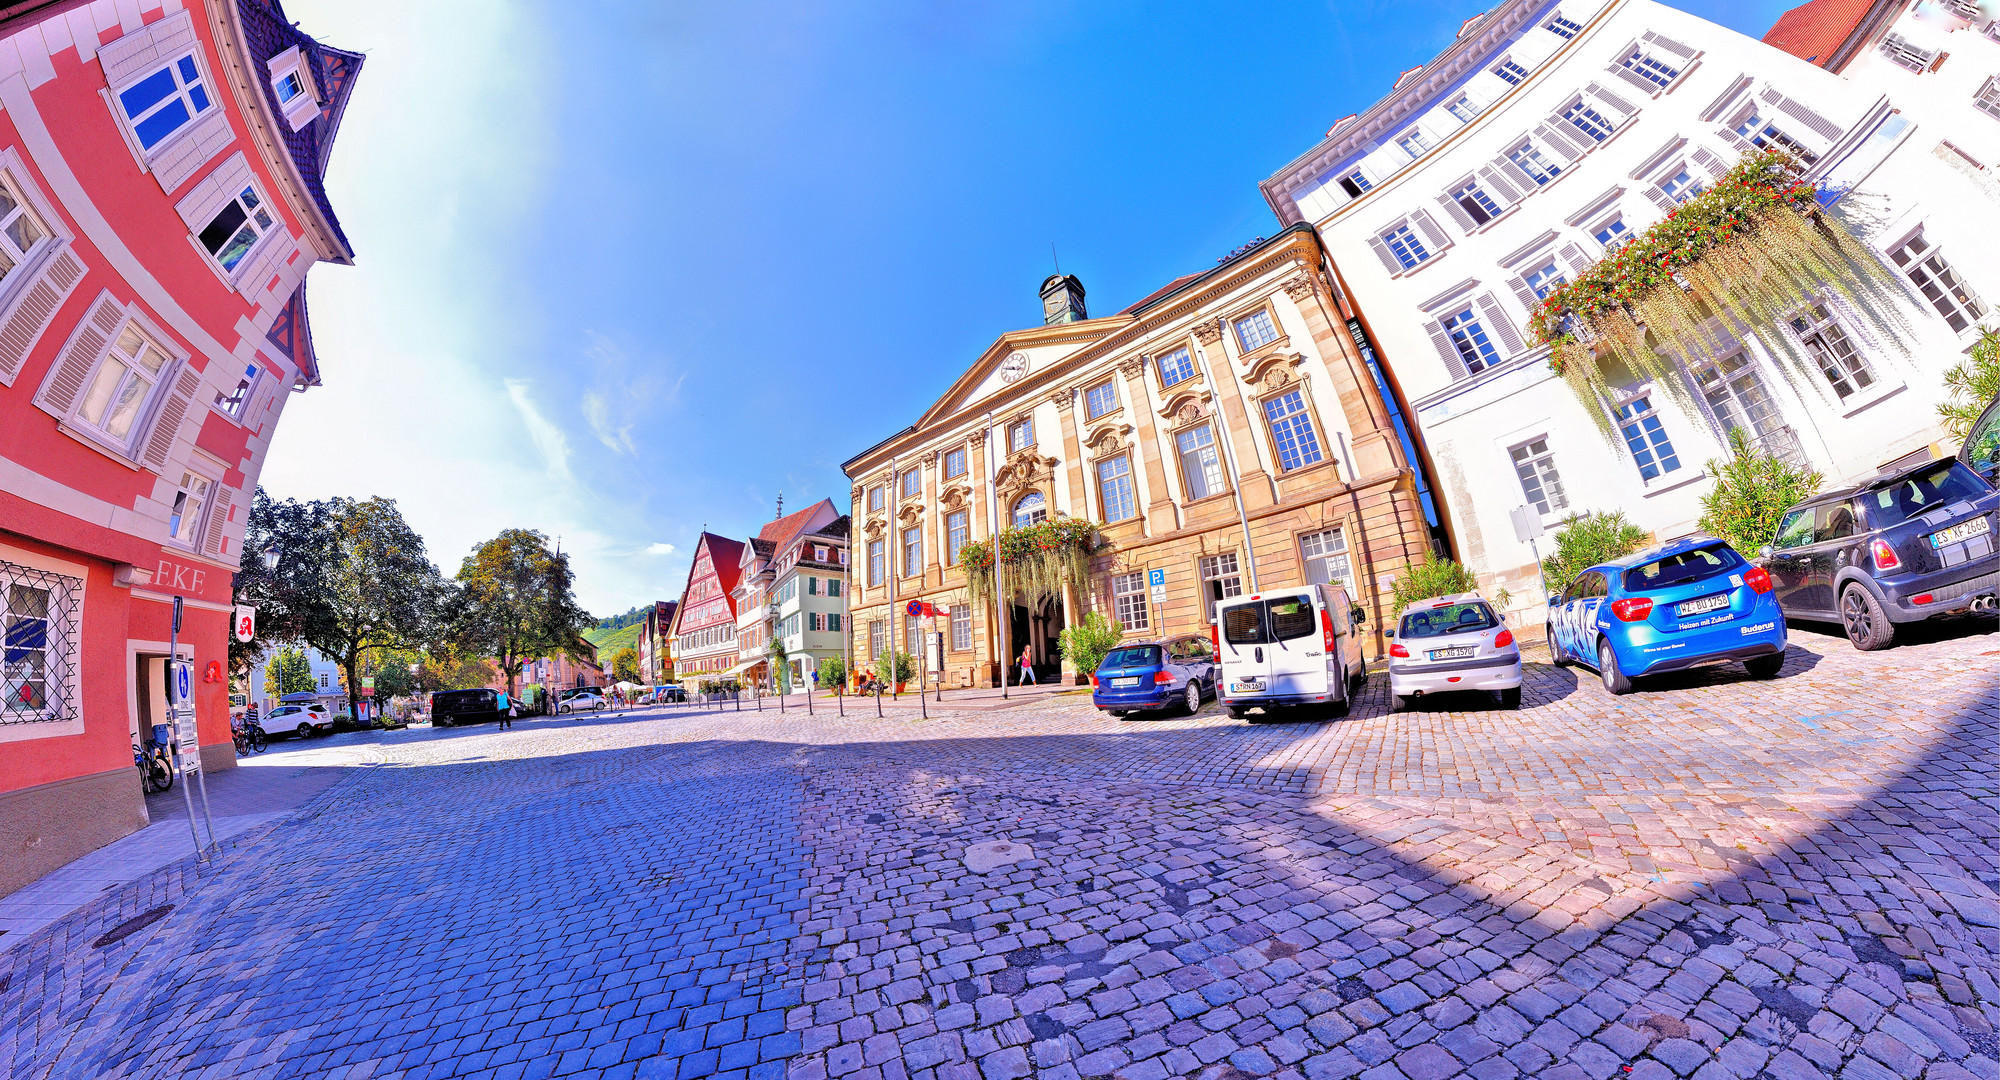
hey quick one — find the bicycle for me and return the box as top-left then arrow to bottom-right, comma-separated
232,719 -> 268,755
134,740 -> 174,794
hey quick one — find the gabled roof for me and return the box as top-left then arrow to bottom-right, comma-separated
900,317 -> 1131,440
670,532 -> 745,634
236,0 -> 364,261
1761,0 -> 1894,70
757,498 -> 841,558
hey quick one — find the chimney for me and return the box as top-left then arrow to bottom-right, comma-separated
1040,275 -> 1086,326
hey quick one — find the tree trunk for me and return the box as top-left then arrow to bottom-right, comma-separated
344,645 -> 361,729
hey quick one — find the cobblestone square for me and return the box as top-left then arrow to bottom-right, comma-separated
2,621 -> 1995,1080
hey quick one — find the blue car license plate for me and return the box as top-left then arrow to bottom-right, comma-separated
1112,677 -> 1141,687
1676,593 -> 1728,617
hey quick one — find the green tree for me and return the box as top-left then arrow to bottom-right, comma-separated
1057,611 -> 1124,678
453,529 -> 593,696
610,646 -> 640,684
1540,511 -> 1649,594
263,646 -> 313,698
770,636 -> 791,693
241,493 -> 453,727
1390,558 -> 1480,612
872,650 -> 915,687
1940,329 -> 2000,440
819,655 -> 847,694
1696,431 -> 1825,554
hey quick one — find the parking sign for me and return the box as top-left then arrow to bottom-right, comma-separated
173,660 -> 193,705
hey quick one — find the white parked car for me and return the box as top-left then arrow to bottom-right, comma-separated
265,702 -> 333,739
1215,584 -> 1368,722
1387,593 -> 1521,711
557,689 -> 606,713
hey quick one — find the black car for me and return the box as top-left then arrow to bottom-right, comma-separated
1761,455 -> 1998,649
1963,389 -> 1999,487
431,689 -> 505,727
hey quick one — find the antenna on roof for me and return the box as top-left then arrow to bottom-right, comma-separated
776,492 -> 783,520
1051,242 -> 1060,276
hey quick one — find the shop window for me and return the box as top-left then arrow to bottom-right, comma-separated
1,561 -> 79,723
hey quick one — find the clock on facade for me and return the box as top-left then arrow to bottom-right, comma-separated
999,353 -> 1030,383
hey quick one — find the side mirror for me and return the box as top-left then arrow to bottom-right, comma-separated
1385,628 -> 1395,638
1546,592 -> 1562,606
1758,545 -> 1775,560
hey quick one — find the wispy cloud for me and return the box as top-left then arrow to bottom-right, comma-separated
582,390 -> 636,454
645,542 -> 676,555
505,379 -> 574,480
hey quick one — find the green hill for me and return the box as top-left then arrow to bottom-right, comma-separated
584,622 -> 643,658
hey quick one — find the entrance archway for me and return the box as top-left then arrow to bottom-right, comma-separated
1005,596 -> 1066,684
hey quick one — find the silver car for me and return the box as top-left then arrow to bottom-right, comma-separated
1388,593 -> 1522,711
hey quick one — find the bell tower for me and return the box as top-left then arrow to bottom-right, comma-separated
1039,275 -> 1087,326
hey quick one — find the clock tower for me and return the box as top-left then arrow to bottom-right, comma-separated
1039,274 -> 1088,326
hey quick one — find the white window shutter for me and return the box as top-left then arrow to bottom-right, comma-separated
1427,319 -> 1469,381
33,291 -> 121,419
1365,235 -> 1402,273
1646,186 -> 1679,212
1478,164 -> 1521,204
1410,209 -> 1451,252
175,152 -> 254,231
203,486 -> 235,559
1609,61 -> 1662,96
141,365 -> 203,473
1496,154 -> 1540,191
150,112 -> 234,195
1476,292 -> 1526,354
1587,82 -> 1640,119
1509,276 -> 1543,315
1559,243 -> 1592,272
1692,147 -> 1725,178
1535,123 -> 1585,162
1642,31 -> 1699,60
96,10 -> 197,87
1436,193 -> 1476,230
0,247 -> 85,387
1723,130 -> 1759,157
1766,90 -> 1844,141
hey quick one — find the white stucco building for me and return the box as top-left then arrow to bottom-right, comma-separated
731,498 -> 850,693
1260,0 -> 1999,611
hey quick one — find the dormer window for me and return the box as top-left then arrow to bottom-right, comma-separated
266,46 -> 323,131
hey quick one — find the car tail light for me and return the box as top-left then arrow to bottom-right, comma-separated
1743,566 -> 1772,594
1154,671 -> 1173,684
1211,623 -> 1220,656
1610,597 -> 1654,622
1090,674 -> 1098,687
1871,538 -> 1901,571
1493,628 -> 1513,648
1390,643 -> 1409,658
1320,608 -> 1335,650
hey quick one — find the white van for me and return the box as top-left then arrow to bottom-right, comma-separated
1214,584 -> 1368,721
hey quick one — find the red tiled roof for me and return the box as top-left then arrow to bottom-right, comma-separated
1118,272 -> 1204,315
1762,0 -> 1874,65
755,498 -> 836,556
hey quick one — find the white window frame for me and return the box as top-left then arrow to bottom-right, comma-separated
945,509 -> 969,565
63,308 -> 184,460
1889,233 -> 1986,335
210,359 -> 265,422
1977,78 -> 2000,121
1525,260 -> 1566,299
900,526 -> 921,577
950,605 -> 972,652
1879,33 -> 1936,73
1561,99 -> 1618,144
1008,417 -> 1035,452
1084,380 -> 1118,420
1096,454 -> 1137,522
1299,529 -> 1352,590
1449,179 -> 1503,226
1199,553 -> 1243,623
266,46 -> 324,131
109,50 -> 219,162
1611,391 -> 1683,483
1732,105 -> 1819,163
1156,347 -> 1197,388
1654,162 -> 1705,205
1445,95 -> 1480,124
0,168 -> 57,298
1508,141 -> 1564,186
1787,302 -> 1880,403
165,469 -> 214,550
943,446 -> 967,479
1233,309 -> 1279,352
1545,13 -> 1583,39
1111,571 -> 1149,631
1619,46 -> 1682,92
194,180 -> 280,281
1509,436 -> 1569,518
1176,422 -> 1225,502
1382,223 -> 1431,269
1591,213 -> 1630,251
1397,127 -> 1433,160
1493,58 -> 1530,85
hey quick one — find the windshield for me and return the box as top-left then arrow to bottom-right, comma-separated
1100,646 -> 1159,670
1399,602 -> 1497,639
1622,543 -> 1743,592
1865,461 -> 1989,526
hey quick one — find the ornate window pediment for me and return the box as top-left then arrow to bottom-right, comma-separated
939,482 -> 973,510
1244,353 -> 1307,394
1159,388 -> 1213,423
896,502 -> 925,525
994,447 -> 1058,498
1084,422 -> 1133,457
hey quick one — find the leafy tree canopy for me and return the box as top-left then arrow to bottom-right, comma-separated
610,647 -> 640,684
1540,511 -> 1649,594
454,529 -> 593,695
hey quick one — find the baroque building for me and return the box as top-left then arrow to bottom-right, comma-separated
0,0 -> 361,897
1260,0 -> 2000,613
842,226 -> 1439,688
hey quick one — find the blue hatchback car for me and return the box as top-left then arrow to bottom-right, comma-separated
1092,634 -> 1216,717
1545,534 -> 1787,695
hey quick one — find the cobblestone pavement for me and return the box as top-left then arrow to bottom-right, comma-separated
2,620 -> 1995,1080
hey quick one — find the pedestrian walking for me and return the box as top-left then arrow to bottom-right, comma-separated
1018,645 -> 1037,685
498,690 -> 513,730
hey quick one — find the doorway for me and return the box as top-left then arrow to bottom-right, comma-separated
1005,597 -> 1067,684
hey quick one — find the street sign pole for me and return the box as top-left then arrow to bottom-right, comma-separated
168,598 -> 206,863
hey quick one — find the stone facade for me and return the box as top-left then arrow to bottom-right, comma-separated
841,226 -> 1438,688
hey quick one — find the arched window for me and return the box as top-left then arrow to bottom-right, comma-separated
1012,491 -> 1047,528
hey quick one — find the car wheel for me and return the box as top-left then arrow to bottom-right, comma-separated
1499,687 -> 1522,710
1840,585 -> 1896,651
1325,693 -> 1350,719
1181,681 -> 1201,716
1598,640 -> 1632,696
1227,706 -> 1248,719
297,722 -> 312,740
1391,694 -> 1412,713
1744,652 -> 1785,679
1547,627 -> 1567,667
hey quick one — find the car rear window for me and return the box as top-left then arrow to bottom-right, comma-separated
1864,461 -> 1990,526
1399,602 -> 1496,639
1222,603 -> 1266,645
1222,596 -> 1318,645
1101,646 -> 1159,669
1621,543 -> 1743,592
1268,596 -> 1317,641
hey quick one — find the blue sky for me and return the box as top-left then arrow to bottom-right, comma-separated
271,0 -> 1797,615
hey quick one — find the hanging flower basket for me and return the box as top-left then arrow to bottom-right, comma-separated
1526,150 -> 1903,435
958,517 -> 1104,611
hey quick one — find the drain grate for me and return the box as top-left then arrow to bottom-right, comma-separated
92,904 -> 173,948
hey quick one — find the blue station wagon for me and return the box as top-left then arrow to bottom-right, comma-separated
1546,534 -> 1787,695
1091,635 -> 1216,717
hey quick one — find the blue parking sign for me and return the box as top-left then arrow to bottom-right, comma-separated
1147,568 -> 1166,588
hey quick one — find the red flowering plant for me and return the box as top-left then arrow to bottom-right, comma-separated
958,516 -> 1103,611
